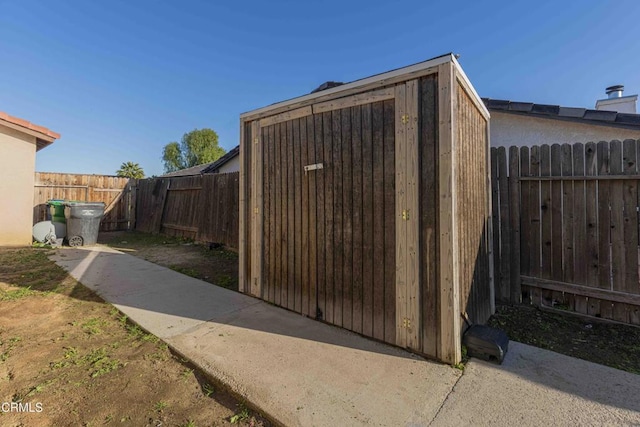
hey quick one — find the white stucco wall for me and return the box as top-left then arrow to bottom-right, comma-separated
0,123 -> 37,246
490,111 -> 640,148
217,155 -> 240,173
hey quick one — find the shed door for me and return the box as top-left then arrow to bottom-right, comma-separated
259,98 -> 397,344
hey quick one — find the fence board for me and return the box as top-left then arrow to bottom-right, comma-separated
508,146 -> 520,303
497,147 -> 510,303
572,143 -> 588,314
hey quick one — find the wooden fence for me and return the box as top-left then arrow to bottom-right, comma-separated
492,140 -> 640,325
135,172 -> 239,249
33,172 -> 135,232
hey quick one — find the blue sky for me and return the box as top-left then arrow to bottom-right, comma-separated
1,0 -> 639,177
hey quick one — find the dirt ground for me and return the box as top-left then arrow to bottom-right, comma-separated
98,231 -> 239,292
0,247 -> 268,427
488,304 -> 640,374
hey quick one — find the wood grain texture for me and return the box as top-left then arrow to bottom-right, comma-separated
361,103 -> 374,338
437,63 -> 461,364
419,74 -> 438,358
371,101 -> 385,341
341,107 -> 353,331
395,83 -> 408,348
313,87 -> 395,114
383,99 -> 397,345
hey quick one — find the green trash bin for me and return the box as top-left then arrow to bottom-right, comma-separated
47,199 -> 66,224
63,202 -> 106,247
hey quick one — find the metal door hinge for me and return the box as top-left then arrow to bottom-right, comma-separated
254,207 -> 259,214
401,115 -> 410,124
402,209 -> 409,220
254,138 -> 259,144
402,318 -> 411,329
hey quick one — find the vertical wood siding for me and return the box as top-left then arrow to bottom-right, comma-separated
260,100 -> 397,343
455,84 -> 492,325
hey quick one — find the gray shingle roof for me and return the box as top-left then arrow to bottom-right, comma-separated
482,98 -> 640,128
202,145 -> 239,174
159,145 -> 239,177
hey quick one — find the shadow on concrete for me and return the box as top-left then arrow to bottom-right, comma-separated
49,246 -> 419,362
49,246 -> 640,416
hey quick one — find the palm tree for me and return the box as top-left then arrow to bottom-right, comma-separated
116,161 -> 145,179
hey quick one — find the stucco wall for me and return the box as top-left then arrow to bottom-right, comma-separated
217,155 -> 240,173
490,111 -> 640,148
0,124 -> 37,246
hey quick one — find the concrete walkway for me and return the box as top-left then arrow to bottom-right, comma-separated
50,246 -> 640,426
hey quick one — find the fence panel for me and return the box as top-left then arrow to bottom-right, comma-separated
134,173 -> 239,250
33,172 -> 134,232
492,140 -> 640,326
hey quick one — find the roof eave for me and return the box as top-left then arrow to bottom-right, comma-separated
240,53 -> 456,120
491,109 -> 640,131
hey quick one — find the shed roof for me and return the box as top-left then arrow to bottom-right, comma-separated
483,98 -> 640,130
0,111 -> 60,150
241,53 -> 489,121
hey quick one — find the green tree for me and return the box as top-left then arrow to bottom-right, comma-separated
116,161 -> 145,179
162,128 -> 225,173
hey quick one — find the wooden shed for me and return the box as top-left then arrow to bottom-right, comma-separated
238,54 -> 493,364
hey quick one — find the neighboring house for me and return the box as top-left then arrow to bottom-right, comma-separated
484,86 -> 640,148
201,145 -> 239,174
0,111 -> 59,246
160,145 -> 239,177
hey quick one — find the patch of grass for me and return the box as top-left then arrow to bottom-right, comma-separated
216,275 -> 236,289
0,287 -> 35,301
181,420 -> 196,427
154,401 -> 168,412
26,378 -> 56,397
84,348 -> 123,378
81,317 -> 108,335
169,265 -> 200,279
202,383 -> 215,397
206,247 -> 237,261
180,368 -> 193,381
230,403 -> 250,424
0,249 -> 70,293
0,336 -> 22,362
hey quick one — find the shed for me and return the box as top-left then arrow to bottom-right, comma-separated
238,54 -> 493,364
0,111 -> 59,246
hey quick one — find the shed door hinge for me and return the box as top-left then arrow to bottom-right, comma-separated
402,318 -> 411,329
401,114 -> 410,124
402,209 -> 409,220
254,137 -> 259,144
254,207 -> 259,214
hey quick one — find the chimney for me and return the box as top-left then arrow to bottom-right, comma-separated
596,84 -> 637,114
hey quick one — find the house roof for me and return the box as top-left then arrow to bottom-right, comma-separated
202,145 -> 239,173
0,111 -> 60,150
160,145 -> 239,177
482,98 -> 640,129
160,163 -> 212,178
